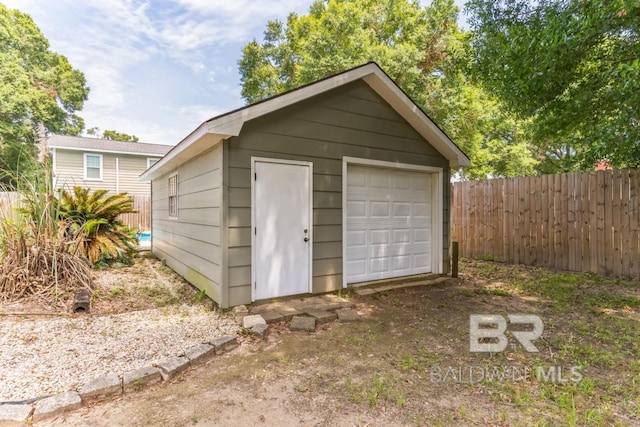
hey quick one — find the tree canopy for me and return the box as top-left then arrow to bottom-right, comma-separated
0,4 -> 89,183
87,128 -> 139,142
466,0 -> 640,173
238,0 -> 537,179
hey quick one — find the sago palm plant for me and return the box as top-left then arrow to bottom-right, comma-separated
58,187 -> 138,266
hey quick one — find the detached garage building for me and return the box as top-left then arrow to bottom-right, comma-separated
141,62 -> 469,308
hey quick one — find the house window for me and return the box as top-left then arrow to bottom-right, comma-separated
168,174 -> 178,218
84,153 -> 103,180
147,158 -> 159,169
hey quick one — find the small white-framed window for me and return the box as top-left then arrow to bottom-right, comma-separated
147,158 -> 159,169
168,173 -> 178,218
84,153 -> 103,180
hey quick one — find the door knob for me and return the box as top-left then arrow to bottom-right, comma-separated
304,237 -> 309,242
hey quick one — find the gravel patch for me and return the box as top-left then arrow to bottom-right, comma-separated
0,305 -> 239,402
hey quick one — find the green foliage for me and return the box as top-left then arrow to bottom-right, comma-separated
58,187 -> 138,266
87,127 -> 139,142
466,0 -> 640,173
0,4 -> 89,186
238,0 -> 537,179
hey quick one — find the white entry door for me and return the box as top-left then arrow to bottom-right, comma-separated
346,164 -> 432,283
253,159 -> 312,300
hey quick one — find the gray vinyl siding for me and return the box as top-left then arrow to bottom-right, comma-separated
54,149 -> 160,195
225,80 -> 450,304
151,145 -> 224,305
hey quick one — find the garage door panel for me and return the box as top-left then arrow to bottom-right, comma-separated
370,201 -> 390,217
347,200 -> 367,217
370,257 -> 389,273
370,229 -> 390,244
346,164 -> 433,283
347,230 -> 366,246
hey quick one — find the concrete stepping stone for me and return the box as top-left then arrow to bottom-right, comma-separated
0,403 -> 33,425
337,308 -> 361,322
251,323 -> 269,339
33,391 -> 81,421
305,309 -> 337,325
78,372 -> 122,401
275,306 -> 303,320
209,335 -> 238,354
156,356 -> 190,381
243,314 -> 266,328
183,343 -> 216,366
123,367 -> 162,392
260,310 -> 285,324
290,316 -> 316,332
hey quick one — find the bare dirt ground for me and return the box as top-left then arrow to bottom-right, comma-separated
33,259 -> 640,426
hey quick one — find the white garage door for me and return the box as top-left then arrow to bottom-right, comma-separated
346,165 -> 432,283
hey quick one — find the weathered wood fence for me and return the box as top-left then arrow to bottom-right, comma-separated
0,192 -> 151,232
451,169 -> 640,279
119,195 -> 151,231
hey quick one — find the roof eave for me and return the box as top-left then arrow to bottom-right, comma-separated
140,124 -> 229,181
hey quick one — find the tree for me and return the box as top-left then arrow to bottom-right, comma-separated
87,128 -> 139,142
0,4 -> 89,184
238,0 -> 537,179
466,0 -> 640,173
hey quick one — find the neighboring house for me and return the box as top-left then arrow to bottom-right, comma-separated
141,62 -> 470,308
49,134 -> 172,195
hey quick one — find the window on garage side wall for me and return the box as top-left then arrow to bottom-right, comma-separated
168,173 -> 178,218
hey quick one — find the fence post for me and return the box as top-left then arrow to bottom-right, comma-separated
452,241 -> 459,278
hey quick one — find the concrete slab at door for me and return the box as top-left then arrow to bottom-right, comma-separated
253,160 -> 312,300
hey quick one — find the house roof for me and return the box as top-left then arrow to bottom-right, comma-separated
141,62 -> 470,181
49,134 -> 172,157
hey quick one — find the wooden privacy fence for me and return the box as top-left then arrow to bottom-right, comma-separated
451,169 -> 640,279
119,195 -> 151,231
0,192 -> 151,232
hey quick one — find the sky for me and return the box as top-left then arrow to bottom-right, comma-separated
4,0 -> 467,146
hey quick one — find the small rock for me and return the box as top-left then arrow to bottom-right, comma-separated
251,323 -> 269,340
336,308 -> 361,322
78,372 -> 122,401
156,356 -> 190,381
33,391 -> 81,421
243,314 -> 266,328
290,316 -> 316,332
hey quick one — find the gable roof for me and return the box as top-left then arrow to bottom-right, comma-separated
141,62 -> 470,181
49,134 -> 172,157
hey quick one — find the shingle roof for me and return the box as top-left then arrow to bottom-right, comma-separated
48,134 -> 172,156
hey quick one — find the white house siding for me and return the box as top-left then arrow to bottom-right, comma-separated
151,144 -> 224,305
54,149 -> 160,195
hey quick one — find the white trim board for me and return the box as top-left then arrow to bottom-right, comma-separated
341,156 -> 443,288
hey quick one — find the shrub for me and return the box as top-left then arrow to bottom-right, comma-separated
58,187 -> 138,266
